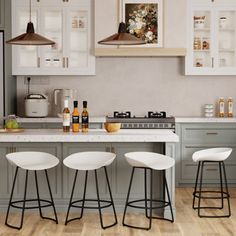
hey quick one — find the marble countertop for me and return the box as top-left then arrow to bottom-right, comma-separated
0,129 -> 179,143
17,117 -> 236,124
175,117 -> 236,123
17,117 -> 106,123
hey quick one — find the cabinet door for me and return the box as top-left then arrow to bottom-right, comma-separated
215,8 -> 236,72
39,7 -> 65,72
62,143 -> 110,199
12,7 -> 41,75
186,5 -> 215,75
64,5 -> 95,75
12,143 -> 62,199
0,0 -> 5,28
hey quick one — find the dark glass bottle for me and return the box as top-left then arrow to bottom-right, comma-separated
82,101 -> 89,133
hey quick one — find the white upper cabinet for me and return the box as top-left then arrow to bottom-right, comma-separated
185,0 -> 236,75
11,0 -> 95,76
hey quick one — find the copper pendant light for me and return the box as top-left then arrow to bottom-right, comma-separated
6,0 -> 55,46
98,22 -> 146,45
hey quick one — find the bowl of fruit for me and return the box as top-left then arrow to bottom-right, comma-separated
0,115 -> 23,133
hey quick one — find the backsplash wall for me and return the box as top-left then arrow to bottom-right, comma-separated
17,57 -> 236,117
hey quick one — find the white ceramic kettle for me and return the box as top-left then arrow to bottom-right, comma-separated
54,89 -> 78,115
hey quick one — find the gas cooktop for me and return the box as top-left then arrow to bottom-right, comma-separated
106,111 -> 175,130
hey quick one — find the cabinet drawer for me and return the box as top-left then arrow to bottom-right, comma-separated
182,125 -> 236,144
182,162 -> 236,181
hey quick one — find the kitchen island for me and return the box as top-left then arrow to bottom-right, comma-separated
0,129 -> 178,218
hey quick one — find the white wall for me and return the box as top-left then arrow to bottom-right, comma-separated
16,0 -> 236,117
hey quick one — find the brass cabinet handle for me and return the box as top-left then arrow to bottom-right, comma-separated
206,132 -> 218,135
66,57 -> 69,68
37,57 -> 40,68
212,57 -> 214,68
63,57 -> 66,68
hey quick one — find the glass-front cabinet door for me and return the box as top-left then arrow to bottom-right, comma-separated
12,8 -> 40,74
186,0 -> 236,75
67,10 -> 88,69
40,9 -> 64,71
192,8 -> 213,71
216,9 -> 236,71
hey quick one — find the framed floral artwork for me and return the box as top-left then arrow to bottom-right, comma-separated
120,0 -> 163,47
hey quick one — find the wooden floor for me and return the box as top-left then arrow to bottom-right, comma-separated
0,188 -> 236,236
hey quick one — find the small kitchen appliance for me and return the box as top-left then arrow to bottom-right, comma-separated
106,111 -> 175,130
25,94 -> 49,117
54,89 -> 78,116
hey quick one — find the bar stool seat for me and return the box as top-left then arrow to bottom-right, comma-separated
192,147 -> 232,218
122,152 -> 175,231
7,151 -> 59,170
5,152 -> 59,230
64,151 -> 117,229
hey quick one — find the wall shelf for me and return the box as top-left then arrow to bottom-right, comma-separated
95,48 -> 186,57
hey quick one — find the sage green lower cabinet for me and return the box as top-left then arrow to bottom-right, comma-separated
176,123 -> 236,187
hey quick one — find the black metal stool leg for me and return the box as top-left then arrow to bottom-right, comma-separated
104,166 -> 118,227
164,172 -> 174,222
219,162 -> 224,209
144,168 -> 148,218
44,170 -> 58,224
65,170 -> 78,225
79,170 -> 88,219
5,167 -> 19,229
222,162 -> 231,217
94,169 -> 105,229
34,171 -> 43,219
198,161 -> 204,217
192,162 -> 201,209
148,169 -> 153,230
122,167 -> 135,226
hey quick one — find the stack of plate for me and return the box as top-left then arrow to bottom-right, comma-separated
204,104 -> 214,117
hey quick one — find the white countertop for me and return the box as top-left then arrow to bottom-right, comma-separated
0,129 -> 179,143
17,117 -> 106,123
17,117 -> 236,124
175,117 -> 236,123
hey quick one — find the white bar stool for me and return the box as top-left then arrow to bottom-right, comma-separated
192,147 -> 232,218
122,152 -> 175,230
63,151 -> 117,229
5,151 -> 59,230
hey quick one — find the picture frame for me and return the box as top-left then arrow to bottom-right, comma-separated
120,0 -> 163,47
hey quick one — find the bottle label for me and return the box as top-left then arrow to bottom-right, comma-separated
63,113 -> 70,126
82,116 -> 89,124
72,116 -> 79,124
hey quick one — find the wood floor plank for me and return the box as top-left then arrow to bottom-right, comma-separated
0,188 -> 235,236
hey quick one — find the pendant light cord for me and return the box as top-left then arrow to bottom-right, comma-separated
29,0 -> 31,22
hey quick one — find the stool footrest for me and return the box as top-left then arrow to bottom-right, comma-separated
127,199 -> 170,210
10,199 -> 53,210
193,190 -> 230,200
71,199 -> 113,210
